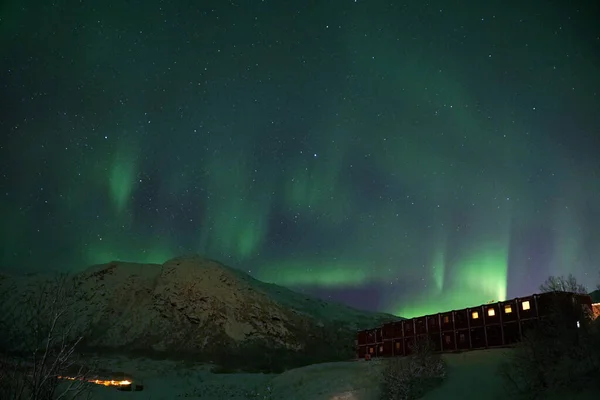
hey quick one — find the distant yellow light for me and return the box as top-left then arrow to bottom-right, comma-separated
504,305 -> 512,314
522,301 -> 530,311
471,311 -> 479,319
487,308 -> 496,317
58,376 -> 131,387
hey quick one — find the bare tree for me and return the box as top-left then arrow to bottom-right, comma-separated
0,273 -> 95,400
539,274 -> 588,294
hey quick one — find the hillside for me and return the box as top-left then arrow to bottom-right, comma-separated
590,289 -> 600,303
0,255 -> 398,372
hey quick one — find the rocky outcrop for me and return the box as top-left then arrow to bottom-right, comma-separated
0,255 -> 398,371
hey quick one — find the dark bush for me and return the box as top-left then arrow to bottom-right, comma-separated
499,291 -> 600,399
379,338 -> 446,400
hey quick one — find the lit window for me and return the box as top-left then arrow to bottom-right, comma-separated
488,308 -> 496,317
395,342 -> 401,349
472,311 -> 479,319
522,301 -> 530,311
443,316 -> 450,323
504,305 -> 512,314
379,346 -> 383,353
369,347 -> 374,354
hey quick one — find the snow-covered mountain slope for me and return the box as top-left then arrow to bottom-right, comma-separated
0,255 -> 398,371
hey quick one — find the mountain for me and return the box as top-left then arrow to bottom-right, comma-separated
0,255 -> 399,372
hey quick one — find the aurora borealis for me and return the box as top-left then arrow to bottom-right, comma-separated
1,0 -> 599,318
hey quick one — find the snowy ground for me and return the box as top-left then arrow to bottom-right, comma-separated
268,359 -> 384,400
421,349 -> 508,400
80,355 -> 383,400
83,356 -> 275,399
76,349 -> 597,400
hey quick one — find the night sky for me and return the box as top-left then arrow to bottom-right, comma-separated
1,0 -> 599,318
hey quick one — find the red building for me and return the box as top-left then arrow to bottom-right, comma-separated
356,291 -> 593,359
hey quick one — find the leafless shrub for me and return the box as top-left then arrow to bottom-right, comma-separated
0,273 -> 96,399
379,338 -> 446,400
539,274 -> 587,294
499,289 -> 600,399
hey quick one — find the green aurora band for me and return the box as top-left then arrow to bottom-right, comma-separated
65,47 -> 583,319
108,137 -> 139,215
255,259 -> 374,288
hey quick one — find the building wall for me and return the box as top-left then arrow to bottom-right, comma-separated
356,292 -> 593,359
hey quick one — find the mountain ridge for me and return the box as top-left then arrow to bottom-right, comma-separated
0,255 -> 399,372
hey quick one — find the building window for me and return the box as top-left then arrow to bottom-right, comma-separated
488,308 -> 496,317
445,335 -> 451,344
395,342 -> 401,349
443,315 -> 450,323
379,346 -> 383,353
369,347 -> 374,354
472,311 -> 479,319
504,305 -> 512,314
459,333 -> 466,342
522,301 -> 531,311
